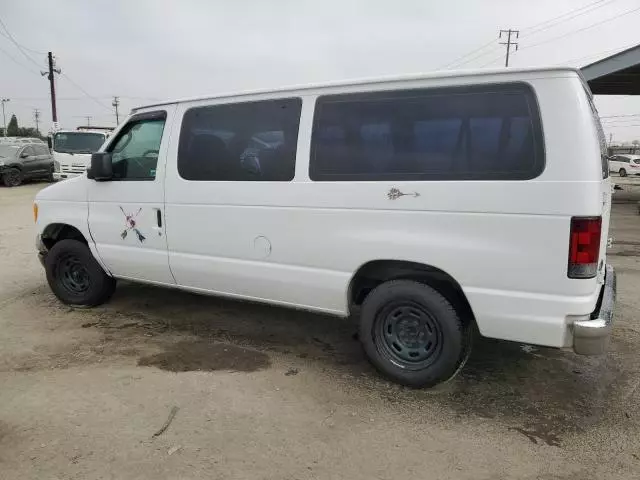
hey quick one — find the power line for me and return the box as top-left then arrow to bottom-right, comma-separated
519,5 -> 640,52
441,0 -> 618,70
0,16 -> 44,70
523,0 -> 617,36
0,44 -> 39,76
0,28 -> 46,55
438,38 -> 497,70
555,42 -> 639,65
478,54 -> 508,68
600,113 -> 640,119
59,73 -> 112,112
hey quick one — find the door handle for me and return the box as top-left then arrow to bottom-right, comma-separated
151,208 -> 163,237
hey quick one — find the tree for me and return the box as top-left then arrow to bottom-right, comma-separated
17,127 -> 42,138
6,114 -> 18,136
633,140 -> 640,146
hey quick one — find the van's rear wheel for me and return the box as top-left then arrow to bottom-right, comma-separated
619,168 -> 627,177
45,239 -> 116,307
359,280 -> 471,388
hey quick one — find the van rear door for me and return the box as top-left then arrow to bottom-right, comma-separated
583,83 -> 611,284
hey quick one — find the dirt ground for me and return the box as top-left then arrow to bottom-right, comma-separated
1,180 -> 639,480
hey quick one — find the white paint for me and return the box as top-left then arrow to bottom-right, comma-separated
34,67 -> 612,349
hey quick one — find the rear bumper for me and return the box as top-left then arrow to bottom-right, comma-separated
573,264 -> 616,355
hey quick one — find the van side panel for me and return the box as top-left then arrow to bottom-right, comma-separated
164,72 -> 606,348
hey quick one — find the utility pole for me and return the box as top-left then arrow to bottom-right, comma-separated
84,116 -> 92,127
1,98 -> 9,137
609,133 -> 613,146
112,96 -> 120,125
34,109 -> 41,135
41,52 -> 61,128
499,29 -> 519,67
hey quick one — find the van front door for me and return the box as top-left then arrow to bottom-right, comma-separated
87,108 -> 175,284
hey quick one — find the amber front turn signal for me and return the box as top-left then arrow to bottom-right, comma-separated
33,203 -> 38,223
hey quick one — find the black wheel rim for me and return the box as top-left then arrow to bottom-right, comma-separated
6,170 -> 20,186
57,253 -> 91,295
373,300 -> 443,370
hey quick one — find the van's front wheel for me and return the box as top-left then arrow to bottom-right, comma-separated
359,280 -> 471,388
45,239 -> 116,307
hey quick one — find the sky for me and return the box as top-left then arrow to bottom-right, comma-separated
1,0 -> 640,142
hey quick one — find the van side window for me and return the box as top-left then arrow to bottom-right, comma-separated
310,83 -> 544,181
177,98 -> 301,181
106,112 -> 166,181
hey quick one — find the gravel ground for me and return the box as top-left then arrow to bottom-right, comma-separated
0,180 -> 639,480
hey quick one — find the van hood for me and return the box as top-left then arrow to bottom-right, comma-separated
36,174 -> 87,202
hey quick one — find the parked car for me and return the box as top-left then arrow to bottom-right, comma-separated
0,143 -> 54,186
34,66 -> 615,387
609,154 -> 640,176
0,137 -> 45,145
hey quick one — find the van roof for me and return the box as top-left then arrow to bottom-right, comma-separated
132,66 -> 580,111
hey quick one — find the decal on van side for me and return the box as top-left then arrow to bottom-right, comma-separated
387,188 -> 420,200
119,207 -> 146,243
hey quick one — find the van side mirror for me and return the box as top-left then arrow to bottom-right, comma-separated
88,152 -> 113,181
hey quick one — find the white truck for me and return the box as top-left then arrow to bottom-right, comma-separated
50,127 -> 112,181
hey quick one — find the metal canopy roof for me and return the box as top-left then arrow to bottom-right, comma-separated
581,44 -> 640,95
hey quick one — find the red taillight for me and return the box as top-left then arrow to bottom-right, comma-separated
568,217 -> 602,279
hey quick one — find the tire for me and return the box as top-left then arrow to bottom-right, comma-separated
45,239 -> 116,307
2,167 -> 22,187
359,280 -> 471,388
619,168 -> 627,177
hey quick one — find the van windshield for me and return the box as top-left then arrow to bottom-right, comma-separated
53,132 -> 105,154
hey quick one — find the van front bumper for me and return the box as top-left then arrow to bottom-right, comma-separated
36,234 -> 47,267
573,264 -> 616,355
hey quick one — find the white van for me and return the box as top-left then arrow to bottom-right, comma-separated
50,129 -> 110,181
34,67 -> 615,387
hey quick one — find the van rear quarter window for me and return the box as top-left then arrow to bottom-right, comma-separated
309,83 -> 544,181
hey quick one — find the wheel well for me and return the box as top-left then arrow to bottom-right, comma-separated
348,260 -> 475,325
41,223 -> 88,250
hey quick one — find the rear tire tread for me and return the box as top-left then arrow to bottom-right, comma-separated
359,279 -> 471,388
